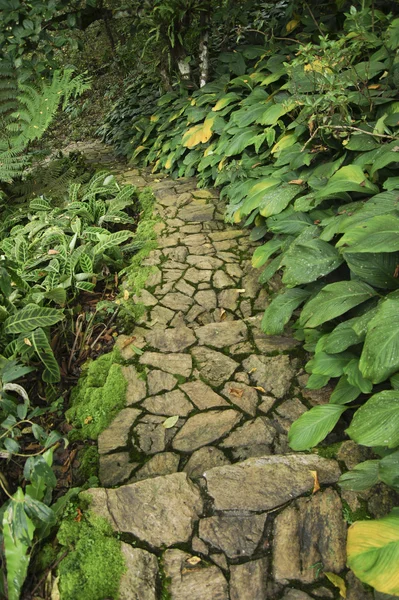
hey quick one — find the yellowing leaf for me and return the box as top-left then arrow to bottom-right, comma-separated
253,386 -> 266,393
310,470 -> 320,493
24,338 -> 32,346
182,116 -> 215,149
324,572 -> 346,598
163,415 -> 179,429
347,510 -> 399,595
123,290 -> 130,300
165,152 -> 175,169
286,18 -> 300,33
271,133 -> 297,155
289,179 -> 304,185
186,556 -> 201,565
150,114 -> 159,122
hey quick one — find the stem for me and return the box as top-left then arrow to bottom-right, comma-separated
304,1 -> 323,37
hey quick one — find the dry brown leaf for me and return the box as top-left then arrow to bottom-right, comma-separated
368,84 -> 380,89
253,386 -> 266,393
186,556 -> 201,566
24,337 -> 32,346
121,336 -> 136,349
248,368 -> 257,374
48,249 -> 59,255
324,572 -> 346,598
310,470 -> 320,493
288,179 -> 304,185
123,289 -> 130,300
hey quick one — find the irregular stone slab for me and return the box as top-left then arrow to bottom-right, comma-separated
220,417 -> 276,450
160,292 -> 193,312
132,452 -> 180,482
179,204 -> 215,222
150,305 -> 174,325
191,347 -> 239,386
209,230 -> 245,241
187,255 -> 223,270
134,414 -> 176,455
242,354 -> 295,399
173,410 -> 242,452
192,535 -> 209,555
180,381 -> 229,410
122,366 -> 147,406
194,290 -> 217,310
145,269 -> 162,287
186,304 -> 206,323
242,269 -> 262,298
145,326 -> 196,353
163,549 -> 228,600
258,396 -> 276,414
229,558 -> 268,600
98,409 -> 141,455
273,489 -> 346,584
119,544 -> 158,600
87,473 -> 203,547
196,321 -> 247,349
163,260 -> 187,270
226,264 -> 243,279
213,270 -> 235,289
99,452 -> 137,487
192,189 -> 218,199
133,289 -> 158,306
218,289 -> 239,311
147,370 -> 177,396
141,249 -> 162,266
254,334 -> 299,354
157,234 -> 181,248
175,280 -> 196,296
142,390 -> 194,417
163,269 -> 182,283
163,246 -> 188,262
185,267 -> 213,284
183,446 -> 230,479
221,381 -> 258,415
282,591 -> 313,600
140,352 -> 192,377
185,233 -> 208,246
210,554 -> 228,571
115,333 -> 146,359
181,224 -> 202,234
204,454 -> 341,512
199,514 -> 266,559
274,398 -> 307,431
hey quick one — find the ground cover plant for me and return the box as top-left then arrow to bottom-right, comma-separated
100,3 -> 399,595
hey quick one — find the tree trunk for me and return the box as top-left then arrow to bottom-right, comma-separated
199,29 -> 209,87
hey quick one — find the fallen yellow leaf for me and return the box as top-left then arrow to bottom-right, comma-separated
324,572 -> 346,598
310,470 -> 320,493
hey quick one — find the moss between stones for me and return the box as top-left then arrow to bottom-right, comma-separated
78,446 -> 100,480
67,352 -> 127,441
342,498 -> 371,525
57,511 -> 126,600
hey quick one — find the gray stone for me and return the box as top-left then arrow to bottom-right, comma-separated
213,270 -> 235,289
234,372 -> 250,385
165,218 -> 185,227
220,417 -> 276,450
140,352 -> 192,377
210,554 -> 228,571
216,251 -> 237,263
312,587 -> 334,599
345,571 -> 374,600
132,452 -> 180,482
158,234 -> 181,248
196,321 -> 248,349
226,264 -> 244,279
145,269 -> 162,287
185,267 -> 212,284
229,341 -> 253,355
163,260 -> 187,271
122,366 -> 147,406
115,333 -> 146,359
163,269 -> 183,283
150,305 -> 174,325
185,233 -> 208,246
192,535 -> 209,555
254,334 -> 299,354
163,246 -> 188,262
179,204 -> 215,222
134,415 -> 168,454
192,189 -> 218,199
221,381 -> 258,415
199,514 -> 266,559
213,240 -> 235,251
187,255 -> 223,270
194,290 -> 217,310
87,473 -> 203,547
163,549 -> 228,600
141,249 -> 162,266
209,230 -> 245,242
258,396 -> 276,414
173,410 -> 242,452
218,289 -> 240,311
147,370 -> 177,396
142,390 -> 193,416
169,311 -> 186,328
273,489 -> 346,584
98,409 -> 141,455
154,282 -> 174,297
175,280 -> 196,296
180,224 -> 202,233
99,452 -> 137,487
133,289 -> 158,306
119,544 -> 158,600
191,347 -> 239,386
204,454 -> 341,512
282,591 -> 312,600
183,446 -> 230,479
229,558 -> 268,600
242,269 -> 262,298
145,326 -> 196,352
186,304 -> 206,323
180,380 -> 229,410
275,398 -> 307,423
240,299 -> 252,319
242,354 -> 295,399
337,440 -> 374,471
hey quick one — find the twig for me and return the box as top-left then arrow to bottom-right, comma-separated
90,307 -> 119,350
319,125 -> 399,140
31,550 -> 69,596
301,126 -> 320,151
304,1 -> 323,37
68,313 -> 84,372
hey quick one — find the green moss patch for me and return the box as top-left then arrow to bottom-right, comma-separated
67,353 -> 127,440
58,512 -> 125,600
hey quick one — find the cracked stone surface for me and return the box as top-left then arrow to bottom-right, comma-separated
70,156 -> 374,600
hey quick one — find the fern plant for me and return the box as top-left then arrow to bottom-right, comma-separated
0,66 -> 90,183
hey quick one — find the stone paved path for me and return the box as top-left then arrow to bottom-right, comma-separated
71,143 -> 383,600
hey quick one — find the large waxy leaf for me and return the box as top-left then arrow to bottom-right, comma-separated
282,236 -> 343,287
346,252 -> 399,289
344,358 -> 373,393
306,351 -> 355,378
182,115 -> 216,148
30,328 -> 60,383
267,209 -> 313,235
288,404 -> 347,450
359,296 -> 399,384
257,101 -> 296,125
337,215 -> 399,254
225,127 -> 260,156
329,375 -> 362,405
231,103 -> 268,127
339,460 -> 380,491
299,281 -> 377,329
4,304 -> 64,334
318,319 -> 363,354
314,165 -> 378,200
379,450 -> 399,491
92,230 -> 133,256
252,238 -> 282,268
239,178 -> 281,216
347,508 -> 399,596
258,184 -> 303,218
347,391 -> 399,447
261,288 -> 310,335
212,93 -> 240,112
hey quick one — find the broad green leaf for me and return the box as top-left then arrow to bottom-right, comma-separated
258,255 -> 281,283
339,460 -> 380,491
370,149 -> 399,177
379,450 -> 399,490
306,373 -> 330,389
360,297 -> 399,384
239,178 -> 281,216
212,93 -> 240,111
347,391 -> 399,447
337,215 -> 399,254
44,288 -> 66,305
329,375 -> 361,405
267,209 -> 313,235
252,238 -> 282,268
306,351 -> 355,378
282,236 -> 343,287
258,184 -> 303,218
3,493 -> 34,600
318,319 -> 362,354
182,115 -> 216,148
288,404 -> 347,450
347,508 -> 399,596
30,328 -> 61,383
225,127 -> 260,156
344,358 -> 373,394
92,230 -> 133,256
231,103 -> 269,127
299,281 -> 377,329
314,165 -> 378,200
4,304 -> 64,334
257,102 -> 295,125
261,288 -> 310,335
346,252 -> 399,289
345,133 -> 381,151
